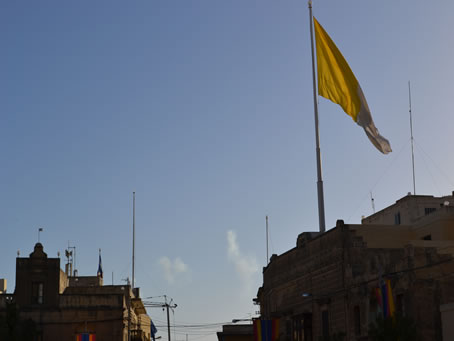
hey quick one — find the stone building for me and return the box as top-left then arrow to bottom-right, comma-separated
217,324 -> 254,341
0,242 -> 152,341
255,193 -> 454,341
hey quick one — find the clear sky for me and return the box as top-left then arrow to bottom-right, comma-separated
2,1 -> 454,340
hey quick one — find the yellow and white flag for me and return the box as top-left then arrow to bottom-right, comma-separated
313,17 -> 392,154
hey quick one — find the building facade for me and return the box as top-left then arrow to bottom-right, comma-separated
255,194 -> 454,341
0,243 -> 152,341
217,324 -> 254,341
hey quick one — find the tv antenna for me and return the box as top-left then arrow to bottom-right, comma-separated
408,81 -> 416,195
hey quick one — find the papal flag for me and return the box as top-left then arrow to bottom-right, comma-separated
313,17 -> 392,154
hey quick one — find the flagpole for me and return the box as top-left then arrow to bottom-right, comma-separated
308,0 -> 326,233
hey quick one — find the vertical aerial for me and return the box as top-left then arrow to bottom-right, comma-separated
266,216 -> 269,265
408,81 -> 416,195
308,0 -> 326,233
132,191 -> 135,289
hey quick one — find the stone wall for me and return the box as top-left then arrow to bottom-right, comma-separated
257,222 -> 454,341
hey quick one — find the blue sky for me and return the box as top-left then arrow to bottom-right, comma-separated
2,1 -> 454,340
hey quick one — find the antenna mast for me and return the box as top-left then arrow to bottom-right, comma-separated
266,216 -> 269,265
67,242 -> 76,276
409,81 -> 416,195
132,191 -> 135,289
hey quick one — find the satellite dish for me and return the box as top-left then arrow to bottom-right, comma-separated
444,201 -> 450,206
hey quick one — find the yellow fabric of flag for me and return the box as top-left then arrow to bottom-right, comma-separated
313,17 -> 392,154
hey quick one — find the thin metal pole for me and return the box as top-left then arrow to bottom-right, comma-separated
266,216 -> 269,265
165,296 -> 171,341
370,191 -> 375,214
128,278 -> 131,341
408,81 -> 416,195
166,304 -> 171,341
132,191 -> 135,289
308,0 -> 326,233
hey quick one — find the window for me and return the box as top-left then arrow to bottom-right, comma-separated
369,298 -> 379,324
321,310 -> 329,339
394,212 -> 401,225
354,306 -> 361,336
292,315 -> 303,341
425,207 -> 436,215
32,282 -> 44,304
291,314 -> 312,341
422,234 -> 432,241
286,320 -> 292,341
303,314 -> 312,341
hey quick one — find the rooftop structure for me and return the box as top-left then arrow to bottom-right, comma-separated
0,243 -> 152,341
255,192 -> 454,341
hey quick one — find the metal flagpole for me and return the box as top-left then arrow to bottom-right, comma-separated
408,81 -> 416,195
308,0 -> 326,233
38,227 -> 43,243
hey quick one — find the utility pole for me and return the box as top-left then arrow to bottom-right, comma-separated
143,296 -> 177,341
165,296 -> 171,341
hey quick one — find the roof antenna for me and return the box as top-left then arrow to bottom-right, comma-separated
266,216 -> 269,265
132,191 -> 135,289
409,81 -> 416,195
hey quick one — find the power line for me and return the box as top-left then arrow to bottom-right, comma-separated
145,296 -> 177,341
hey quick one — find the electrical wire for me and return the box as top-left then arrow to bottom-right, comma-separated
347,139 -> 410,222
413,141 -> 442,196
414,140 -> 454,189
